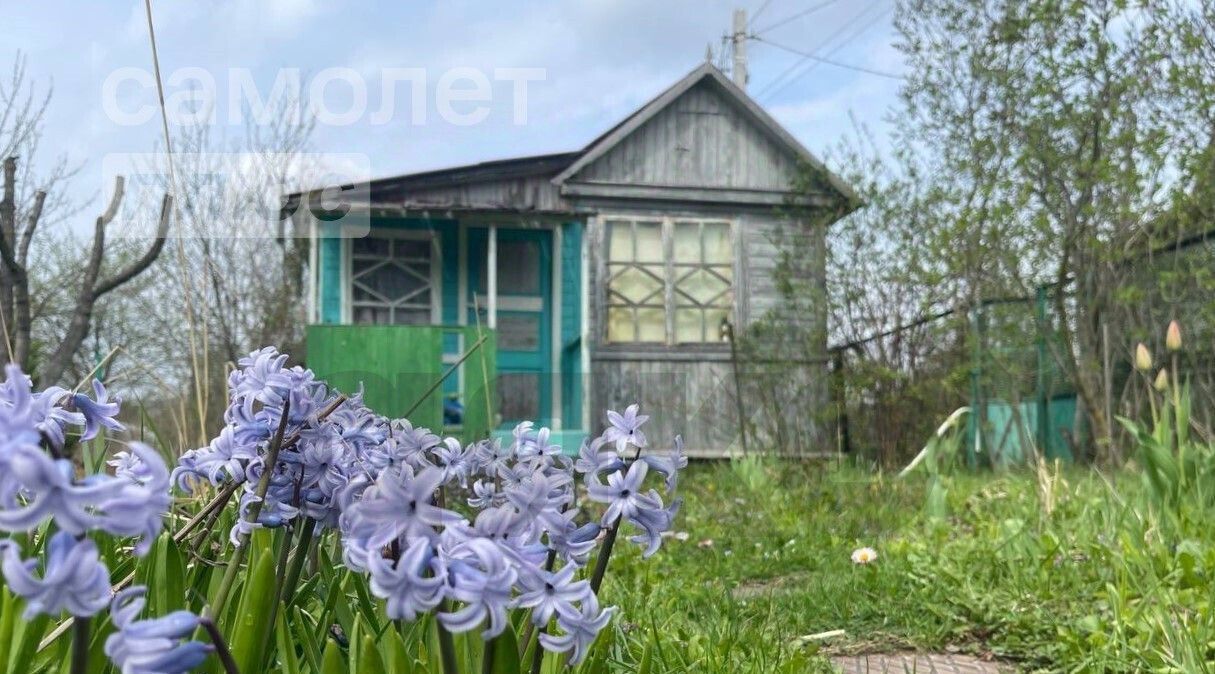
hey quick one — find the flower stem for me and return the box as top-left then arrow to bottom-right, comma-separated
201,617 -> 242,674
482,634 -> 496,674
435,608 -> 460,674
589,518 -> 621,595
528,625 -> 547,674
69,616 -> 89,674
207,399 -> 291,621
281,517 -> 316,607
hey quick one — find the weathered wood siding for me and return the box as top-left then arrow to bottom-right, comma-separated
582,205 -> 828,455
376,175 -> 567,212
574,80 -> 801,192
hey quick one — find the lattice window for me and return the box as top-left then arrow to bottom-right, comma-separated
349,233 -> 437,325
604,217 -> 733,344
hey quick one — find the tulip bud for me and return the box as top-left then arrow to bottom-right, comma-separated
1154,368 -> 1169,392
1166,320 -> 1182,352
1135,343 -> 1153,372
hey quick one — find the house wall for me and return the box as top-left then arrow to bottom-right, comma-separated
575,80 -> 801,192
581,202 -> 829,456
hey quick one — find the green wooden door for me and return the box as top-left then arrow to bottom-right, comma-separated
467,228 -> 552,427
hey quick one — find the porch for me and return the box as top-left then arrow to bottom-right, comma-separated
304,213 -> 587,449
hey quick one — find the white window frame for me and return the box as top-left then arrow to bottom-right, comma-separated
342,226 -> 442,325
600,215 -> 737,345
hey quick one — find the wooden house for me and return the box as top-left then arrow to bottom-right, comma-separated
290,62 -> 858,456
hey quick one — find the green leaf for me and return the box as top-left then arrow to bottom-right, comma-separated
384,628 -> 414,674
8,612 -> 49,674
0,590 -> 16,674
290,607 -> 323,674
358,633 -> 387,674
321,639 -> 345,674
635,637 -> 655,674
229,546 -> 278,674
489,625 -> 521,674
275,606 -> 301,674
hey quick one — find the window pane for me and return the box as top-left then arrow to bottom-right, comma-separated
703,222 -> 731,263
673,221 -> 700,262
675,308 -> 704,343
607,307 -> 635,342
607,222 -> 632,261
498,314 -> 541,350
494,241 -> 541,294
635,222 -> 663,262
676,268 -> 730,306
393,308 -> 431,325
350,233 -> 436,326
352,236 -> 389,256
354,305 -> 392,325
610,265 -> 663,304
357,264 -> 427,301
394,239 -> 431,260
636,307 -> 665,342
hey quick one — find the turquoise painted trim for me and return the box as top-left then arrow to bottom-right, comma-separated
319,224 -> 342,324
467,227 -> 554,427
492,428 -> 585,457
559,221 -> 583,427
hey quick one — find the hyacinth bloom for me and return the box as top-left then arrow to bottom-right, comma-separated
602,404 -> 649,452
574,435 -> 623,477
73,379 -> 124,441
0,531 -> 112,618
547,516 -> 602,565
367,537 -> 446,621
642,435 -> 689,493
516,563 -> 591,626
587,460 -> 663,528
439,539 -> 518,638
90,443 -> 171,556
540,594 -> 617,665
106,586 -> 211,674
0,445 -> 129,535
342,466 -> 465,559
163,348 -> 686,670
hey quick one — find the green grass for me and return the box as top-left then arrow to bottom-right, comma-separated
599,458 -> 1215,672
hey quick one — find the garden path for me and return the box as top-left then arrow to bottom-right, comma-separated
832,652 -> 1007,673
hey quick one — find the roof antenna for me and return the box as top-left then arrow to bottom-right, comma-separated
705,42 -> 714,63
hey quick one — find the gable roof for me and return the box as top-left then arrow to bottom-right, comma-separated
288,63 -> 858,212
552,62 -> 859,204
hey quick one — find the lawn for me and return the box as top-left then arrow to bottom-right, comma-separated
601,457 -> 1215,673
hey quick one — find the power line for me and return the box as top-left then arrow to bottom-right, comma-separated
758,37 -> 902,79
753,0 -> 883,98
755,4 -> 901,101
752,0 -> 843,36
749,0 -> 776,27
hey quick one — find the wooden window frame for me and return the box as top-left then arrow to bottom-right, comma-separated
342,227 -> 442,326
600,215 -> 736,346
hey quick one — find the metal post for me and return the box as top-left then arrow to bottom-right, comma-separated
1035,285 -> 1050,457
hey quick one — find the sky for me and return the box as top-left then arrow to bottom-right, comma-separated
4,0 -> 904,223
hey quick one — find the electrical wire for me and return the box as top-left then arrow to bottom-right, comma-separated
755,1 -> 900,101
753,0 -> 881,98
749,0 -> 777,27
751,0 -> 843,36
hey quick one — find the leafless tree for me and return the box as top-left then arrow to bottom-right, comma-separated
0,54 -> 171,386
